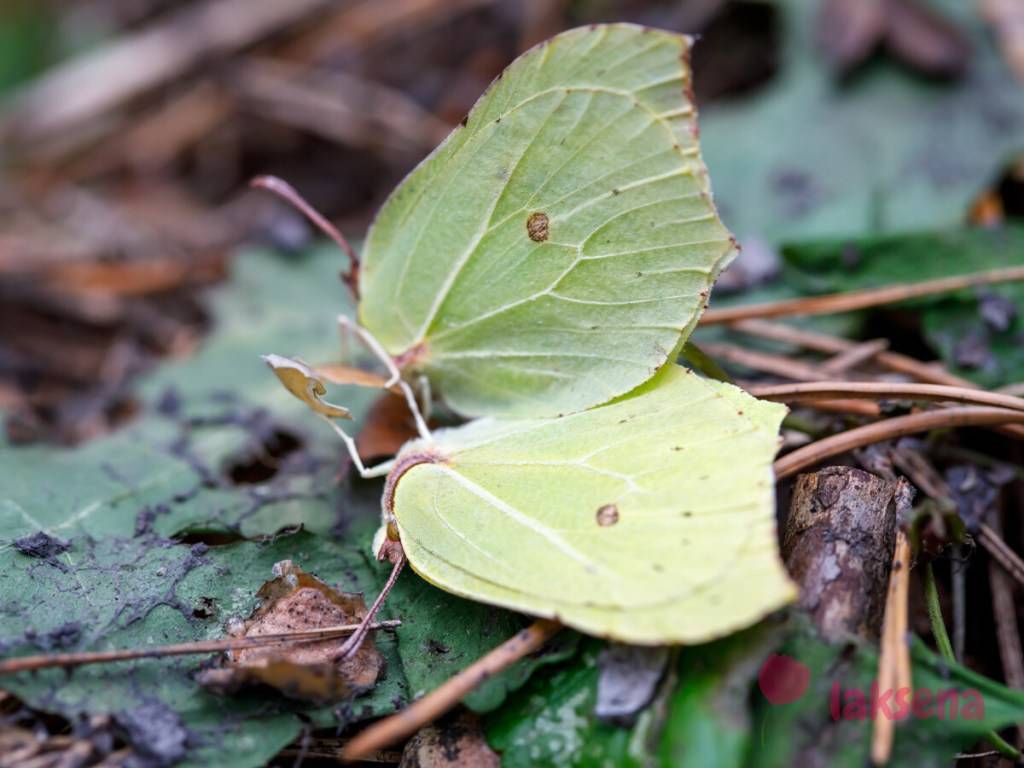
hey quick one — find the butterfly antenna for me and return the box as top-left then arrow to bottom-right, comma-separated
337,315 -> 432,441
335,542 -> 406,662
251,175 -> 360,299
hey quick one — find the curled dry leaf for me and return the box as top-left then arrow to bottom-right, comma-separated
398,712 -> 499,768
198,560 -> 382,702
262,354 -> 352,419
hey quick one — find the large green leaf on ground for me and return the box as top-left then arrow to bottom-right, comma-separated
0,531 -> 405,767
0,247 -> 567,767
700,0 -> 1024,244
359,24 -> 736,419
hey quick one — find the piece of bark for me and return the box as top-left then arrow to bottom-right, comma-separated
782,466 -> 909,641
398,711 -> 499,768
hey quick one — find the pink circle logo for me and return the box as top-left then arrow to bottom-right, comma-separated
758,653 -> 811,705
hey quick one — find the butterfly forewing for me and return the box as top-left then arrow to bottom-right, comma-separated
359,24 -> 736,418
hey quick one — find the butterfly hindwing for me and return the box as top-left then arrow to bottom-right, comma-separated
389,367 -> 795,644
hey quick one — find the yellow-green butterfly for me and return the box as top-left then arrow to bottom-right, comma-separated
265,24 -> 795,645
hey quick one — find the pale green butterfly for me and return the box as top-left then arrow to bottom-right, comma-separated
352,22 -> 736,420
263,25 -> 794,645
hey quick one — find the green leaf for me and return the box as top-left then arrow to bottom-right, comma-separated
0,3 -> 55,94
389,365 -> 796,644
1,530 -> 406,768
379,570 -> 579,713
0,246 -> 569,766
359,24 -> 736,419
659,623 -> 783,768
485,640 -> 648,768
700,0 -> 1024,243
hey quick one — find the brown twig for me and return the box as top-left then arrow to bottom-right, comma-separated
728,319 -> 966,386
700,266 -> 1024,326
732,319 -> 1024,440
0,620 -> 400,675
250,175 -> 360,298
749,381 -> 1024,413
343,619 -> 562,760
231,59 -> 451,156
2,0 -> 337,152
775,407 -> 1024,480
872,529 -> 912,766
697,342 -> 826,381
821,339 -> 889,375
986,515 -> 1024,747
979,524 -> 1024,588
782,468 -> 901,640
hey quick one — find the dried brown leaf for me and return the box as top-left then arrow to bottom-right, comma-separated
198,560 -> 382,702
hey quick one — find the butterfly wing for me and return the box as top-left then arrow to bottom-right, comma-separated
359,24 -> 736,418
389,367 -> 795,644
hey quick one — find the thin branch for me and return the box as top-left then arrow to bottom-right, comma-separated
979,524 -> 1024,588
729,319 -> 969,386
775,407 -> 1024,480
986,516 -> 1024,747
821,339 -> 889,376
251,175 -> 360,298
0,620 -> 400,675
872,529 -> 912,766
343,619 -> 562,761
697,342 -> 826,381
733,319 -> 1024,441
700,266 -> 1024,326
749,381 -> 1024,413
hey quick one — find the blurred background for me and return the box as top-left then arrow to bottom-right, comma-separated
0,0 -> 1021,447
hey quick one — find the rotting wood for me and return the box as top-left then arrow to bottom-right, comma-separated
782,467 -> 907,641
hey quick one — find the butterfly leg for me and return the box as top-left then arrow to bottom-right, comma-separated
336,315 -> 432,441
334,538 -> 406,662
416,374 -> 432,424
321,416 -> 395,479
